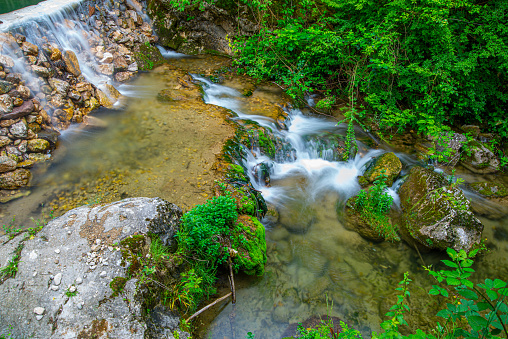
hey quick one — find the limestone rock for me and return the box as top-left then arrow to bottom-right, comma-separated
469,182 -> 508,198
63,50 -> 81,76
344,196 -> 386,242
95,89 -> 113,108
115,72 -> 132,82
432,132 -> 467,167
0,198 -> 187,339
113,56 -> 128,72
16,85 -> 31,100
104,84 -> 121,101
31,65 -> 51,78
0,168 -> 31,189
0,54 -> 15,68
2,99 -> 34,120
398,166 -> 483,253
0,156 -> 17,173
48,78 -> 70,95
98,63 -> 114,75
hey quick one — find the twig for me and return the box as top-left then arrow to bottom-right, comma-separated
185,292 -> 233,323
228,257 -> 236,304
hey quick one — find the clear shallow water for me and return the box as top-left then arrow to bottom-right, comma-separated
193,77 -> 508,338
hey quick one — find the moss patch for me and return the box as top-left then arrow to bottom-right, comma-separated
232,215 -> 267,275
470,182 -> 508,198
109,277 -> 128,298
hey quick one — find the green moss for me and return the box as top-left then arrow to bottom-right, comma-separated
109,277 -> 128,298
233,216 -> 267,276
363,152 -> 402,186
134,43 -> 166,71
470,182 -> 508,197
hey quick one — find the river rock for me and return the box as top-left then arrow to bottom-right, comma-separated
22,41 -> 39,56
27,139 -> 50,153
115,71 -> 132,82
344,195 -> 386,242
31,65 -> 51,78
0,80 -> 13,94
469,182 -> 508,198
0,197 -> 189,339
100,52 -> 114,64
63,50 -> 81,76
0,136 -> 11,147
9,120 -> 28,139
5,73 -> 22,85
50,47 -> 62,61
49,78 -> 70,95
0,156 -> 17,173
0,94 -> 13,114
113,55 -> 129,72
0,55 -> 14,68
361,152 -> 402,187
0,168 -> 31,189
398,166 -> 483,253
16,85 -> 31,100
460,140 -> 499,174
432,132 -> 467,167
98,63 -> 114,75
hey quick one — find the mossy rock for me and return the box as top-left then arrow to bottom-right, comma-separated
304,133 -> 352,161
133,43 -> 166,71
213,179 -> 267,217
460,140 -> 499,174
232,215 -> 267,275
469,182 -> 508,198
363,152 -> 402,186
398,166 -> 483,253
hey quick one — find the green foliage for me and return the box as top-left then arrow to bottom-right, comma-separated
0,254 -> 20,280
426,248 -> 508,338
65,286 -> 78,298
354,171 -> 399,241
2,217 -> 21,239
232,0 -> 508,140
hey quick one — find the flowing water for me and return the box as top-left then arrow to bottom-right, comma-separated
191,77 -> 508,338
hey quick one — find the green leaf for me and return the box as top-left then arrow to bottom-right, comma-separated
457,288 -> 478,300
477,302 -> 491,312
486,289 -> 498,301
436,309 -> 451,318
429,289 -> 440,295
466,315 -> 488,332
499,288 -> 508,296
446,278 -> 461,286
442,260 -> 458,268
493,279 -> 507,289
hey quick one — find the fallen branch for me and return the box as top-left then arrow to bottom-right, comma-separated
185,292 -> 232,323
228,257 -> 236,304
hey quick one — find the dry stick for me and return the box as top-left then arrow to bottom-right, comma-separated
228,257 -> 237,304
185,292 -> 233,323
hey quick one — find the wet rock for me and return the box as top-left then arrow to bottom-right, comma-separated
100,52 -> 114,64
0,54 -> 15,68
128,62 -> 138,72
0,80 -> 13,94
361,152 -> 402,186
21,41 -> 39,56
432,132 -> 467,167
0,168 -> 31,189
27,139 -> 50,153
48,78 -> 70,95
2,99 -> 34,120
461,125 -> 481,138
31,65 -> 51,78
0,136 -> 11,147
88,97 -> 100,110
113,55 -> 129,72
0,94 -> 13,114
0,156 -> 17,173
398,166 -> 483,253
9,120 -> 28,139
279,204 -> 315,234
95,89 -> 113,108
98,63 -> 114,75
63,50 -> 81,76
104,84 -> 121,101
469,182 -> 508,198
460,140 -> 499,174
50,47 -> 62,61
16,85 -> 31,100
344,196 -> 386,242
5,73 -> 22,85
145,305 -> 190,339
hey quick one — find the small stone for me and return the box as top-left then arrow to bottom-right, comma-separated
76,277 -> 83,285
102,262 -> 109,266
51,285 -> 59,291
33,272 -> 37,277
77,304 -> 83,310
36,315 -> 44,321
69,286 -> 76,293
54,259 -> 59,264
55,249 -> 61,254
99,271 -> 107,278
34,307 -> 45,315
67,231 -> 72,235
53,272 -> 62,285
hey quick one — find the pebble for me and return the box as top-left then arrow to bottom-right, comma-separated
36,315 -> 44,321
55,249 -> 61,254
33,307 -> 45,315
32,272 -> 37,277
53,273 -> 62,285
67,231 -> 72,235
54,259 -> 59,264
51,285 -> 60,291
99,271 -> 107,278
76,277 -> 83,285
69,286 -> 76,293
77,304 -> 83,310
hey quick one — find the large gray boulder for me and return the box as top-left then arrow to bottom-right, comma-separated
0,197 -> 189,339
398,166 -> 483,253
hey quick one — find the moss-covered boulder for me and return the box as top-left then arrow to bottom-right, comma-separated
232,215 -> 267,275
469,182 -> 508,198
398,166 -> 483,253
460,140 -> 499,174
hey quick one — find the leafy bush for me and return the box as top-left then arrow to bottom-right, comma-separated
354,171 -> 399,241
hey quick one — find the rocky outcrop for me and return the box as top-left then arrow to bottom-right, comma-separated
0,197 -> 189,339
398,166 -> 483,252
147,0 -> 257,54
460,140 -> 500,174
